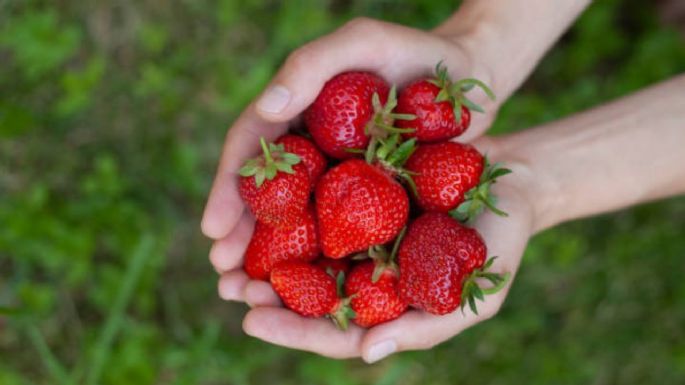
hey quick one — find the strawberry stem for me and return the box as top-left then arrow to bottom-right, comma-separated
260,137 -> 273,164
389,226 -> 406,262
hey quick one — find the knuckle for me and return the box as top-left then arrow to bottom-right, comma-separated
481,301 -> 503,320
342,17 -> 382,34
285,44 -> 315,70
417,339 -> 439,350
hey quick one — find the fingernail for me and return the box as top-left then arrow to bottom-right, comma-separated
365,340 -> 397,364
256,85 -> 291,114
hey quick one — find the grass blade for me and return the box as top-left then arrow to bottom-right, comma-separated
26,324 -> 71,384
84,234 -> 155,385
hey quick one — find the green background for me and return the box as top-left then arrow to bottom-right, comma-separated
2,0 -> 685,384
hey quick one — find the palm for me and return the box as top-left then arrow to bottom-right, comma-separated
234,155 -> 534,359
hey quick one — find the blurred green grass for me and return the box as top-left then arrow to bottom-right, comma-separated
1,0 -> 685,384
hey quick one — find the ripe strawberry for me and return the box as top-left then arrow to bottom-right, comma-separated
304,72 -> 390,159
405,141 -> 510,222
271,261 -> 354,329
344,230 -> 408,327
239,137 -> 310,227
398,212 -> 508,315
275,134 -> 327,188
244,205 -> 320,280
316,257 -> 351,278
315,159 -> 409,259
396,63 -> 495,142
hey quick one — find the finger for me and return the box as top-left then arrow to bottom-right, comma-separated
201,105 -> 288,239
243,280 -> 281,307
458,109 -> 497,143
361,295 -> 505,364
254,18 -> 463,122
243,307 -> 364,359
209,212 -> 256,273
217,270 -> 250,302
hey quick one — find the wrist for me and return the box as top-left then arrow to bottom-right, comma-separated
491,132 -> 570,235
435,0 -> 591,102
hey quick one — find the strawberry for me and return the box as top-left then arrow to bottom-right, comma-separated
239,137 -> 310,227
271,261 -> 354,329
396,62 -> 495,142
244,205 -> 320,280
398,212 -> 508,315
275,134 -> 327,188
405,141 -> 510,222
304,72 -> 391,159
316,257 -> 351,278
344,229 -> 408,327
315,159 -> 409,259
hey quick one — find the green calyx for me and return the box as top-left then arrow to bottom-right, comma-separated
368,226 -> 406,283
328,272 -> 356,331
364,85 -> 416,164
371,132 -> 419,196
329,229 -> 407,330
460,256 -> 510,315
449,156 -> 512,223
238,137 -> 301,187
428,61 -> 496,124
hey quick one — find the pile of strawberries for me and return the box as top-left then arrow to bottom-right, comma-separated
238,63 -> 511,329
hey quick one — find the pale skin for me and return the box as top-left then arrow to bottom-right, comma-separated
201,0 -> 685,363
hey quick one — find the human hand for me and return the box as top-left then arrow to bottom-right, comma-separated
203,0 -> 593,361
202,17 -> 501,291
227,136 -> 536,362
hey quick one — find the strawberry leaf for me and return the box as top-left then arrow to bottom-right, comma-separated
274,162 -> 294,174
435,88 -> 450,103
264,163 -> 277,180
239,162 -> 259,177
453,103 -> 463,123
461,97 -> 485,113
255,169 -> 266,187
281,153 -> 301,165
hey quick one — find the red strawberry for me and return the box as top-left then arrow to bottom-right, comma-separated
405,141 -> 510,222
344,231 -> 408,327
304,72 -> 389,159
239,137 -> 310,227
275,134 -> 327,188
316,257 -> 351,278
398,212 -> 508,315
315,159 -> 409,259
271,261 -> 354,329
396,63 -> 495,142
244,205 -> 320,280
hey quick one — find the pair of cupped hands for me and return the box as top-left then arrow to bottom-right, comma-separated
201,19 -> 537,363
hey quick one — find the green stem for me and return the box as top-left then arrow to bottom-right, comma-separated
365,136 -> 378,164
260,137 -> 273,163
389,226 -> 407,261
